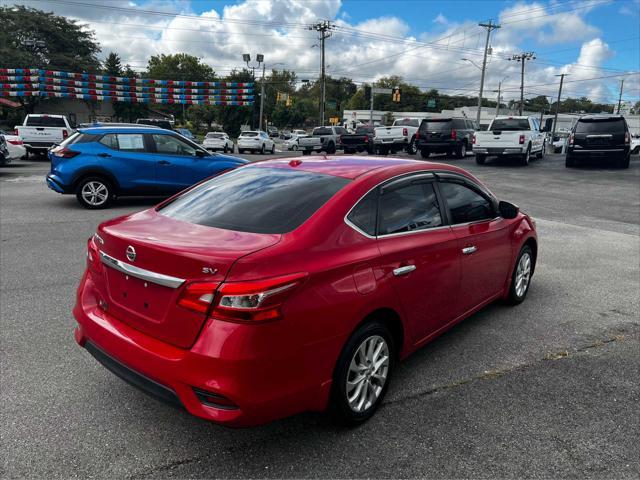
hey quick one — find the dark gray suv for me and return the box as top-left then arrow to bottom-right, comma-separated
416,117 -> 476,159
566,115 -> 631,169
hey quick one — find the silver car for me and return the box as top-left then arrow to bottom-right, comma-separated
202,132 -> 235,153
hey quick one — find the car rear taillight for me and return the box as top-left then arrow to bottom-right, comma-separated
62,130 -> 69,139
177,282 -> 219,314
519,134 -> 525,145
451,129 -> 457,140
51,147 -> 79,158
212,272 -> 308,322
415,132 -> 420,140
472,134 -> 476,145
86,238 -> 102,273
364,135 -> 368,143
403,128 -> 408,137
569,133 -> 574,145
7,139 -> 23,145
13,128 -> 19,136
624,131 -> 630,144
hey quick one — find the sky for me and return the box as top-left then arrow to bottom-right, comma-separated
9,0 -> 640,105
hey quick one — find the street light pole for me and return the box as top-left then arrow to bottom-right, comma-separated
243,53 -> 264,130
477,20 -> 500,127
259,63 -> 266,131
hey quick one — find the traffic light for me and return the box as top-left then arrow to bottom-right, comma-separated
392,87 -> 401,103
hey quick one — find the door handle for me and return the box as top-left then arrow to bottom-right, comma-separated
462,246 -> 478,255
97,153 -> 111,158
393,265 -> 416,277
158,160 -> 171,165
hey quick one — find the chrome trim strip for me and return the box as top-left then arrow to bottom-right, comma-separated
99,251 -> 186,289
572,149 -> 624,153
462,246 -> 478,255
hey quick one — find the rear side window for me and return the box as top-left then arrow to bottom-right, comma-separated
355,126 -> 374,135
99,133 -> 146,152
490,119 -> 531,131
240,132 -> 258,137
440,182 -> 494,224
395,119 -> 419,127
159,167 -> 350,234
59,132 -> 95,147
378,183 -> 443,235
313,127 -> 333,135
347,190 -> 378,236
25,116 -> 66,127
575,118 -> 626,134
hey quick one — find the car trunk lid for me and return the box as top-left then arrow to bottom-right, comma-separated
94,209 -> 281,348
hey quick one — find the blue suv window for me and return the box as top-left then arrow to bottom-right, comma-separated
152,134 -> 198,156
99,133 -> 147,152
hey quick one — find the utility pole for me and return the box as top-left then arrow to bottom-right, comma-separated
493,76 -> 508,117
617,79 -> 624,114
510,52 -> 535,115
310,20 -> 334,126
477,20 -> 500,127
552,73 -> 568,138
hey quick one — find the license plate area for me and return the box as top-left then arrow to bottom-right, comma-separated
105,268 -> 173,322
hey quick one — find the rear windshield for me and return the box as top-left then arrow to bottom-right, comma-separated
206,133 -> 224,139
25,116 -> 66,127
159,167 -> 350,234
59,132 -> 96,146
490,119 -> 531,131
419,119 -> 452,132
575,118 -> 626,134
240,132 -> 258,137
313,127 -> 333,135
394,119 -> 420,127
356,126 -> 374,134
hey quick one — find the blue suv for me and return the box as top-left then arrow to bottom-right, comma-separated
46,126 -> 248,208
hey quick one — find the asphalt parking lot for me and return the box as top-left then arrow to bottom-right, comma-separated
1,151 -> 639,478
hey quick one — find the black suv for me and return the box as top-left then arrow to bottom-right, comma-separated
566,115 -> 631,168
416,117 -> 476,159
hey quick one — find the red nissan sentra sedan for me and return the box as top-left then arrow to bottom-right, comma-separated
73,157 -> 537,426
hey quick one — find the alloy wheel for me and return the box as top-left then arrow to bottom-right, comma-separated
515,252 -> 531,298
346,335 -> 390,413
81,181 -> 109,206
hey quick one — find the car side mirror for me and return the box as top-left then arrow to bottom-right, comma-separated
499,201 -> 519,219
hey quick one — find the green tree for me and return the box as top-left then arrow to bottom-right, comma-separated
0,5 -> 101,113
103,52 -> 122,76
187,104 -> 217,131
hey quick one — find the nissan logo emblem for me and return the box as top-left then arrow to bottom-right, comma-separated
126,245 -> 136,262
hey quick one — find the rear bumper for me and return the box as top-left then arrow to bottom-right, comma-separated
417,141 -> 457,153
73,271 -> 335,427
374,138 -> 408,146
568,148 -> 627,157
473,147 -> 524,155
24,141 -> 55,150
46,173 -> 69,193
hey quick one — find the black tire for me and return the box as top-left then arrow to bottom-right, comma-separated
507,245 -> 534,305
419,148 -> 430,159
238,149 -> 245,154
565,155 -> 575,168
271,143 -> 275,154
75,176 -> 114,209
455,142 -> 467,158
302,150 -> 311,155
260,144 -> 265,155
521,145 -> 531,166
344,148 -> 354,154
475,154 -> 486,165
330,320 -> 395,425
406,137 -> 417,155
367,146 -> 374,154
536,142 -> 545,159
619,155 -> 630,169
379,146 -> 389,156
326,142 -> 336,154
223,145 -> 228,153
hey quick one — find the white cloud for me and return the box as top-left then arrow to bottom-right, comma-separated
433,13 -> 448,25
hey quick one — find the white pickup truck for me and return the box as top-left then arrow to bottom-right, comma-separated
15,114 -> 75,156
473,116 -> 546,166
374,118 -> 420,155
299,126 -> 346,155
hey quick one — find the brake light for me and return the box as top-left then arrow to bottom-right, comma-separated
62,130 -> 69,139
569,133 -> 574,145
624,131 -> 630,144
8,139 -> 23,145
51,146 -> 79,158
472,134 -> 476,145
403,128 -> 408,137
14,128 -> 18,136
451,129 -> 457,140
519,134 -> 525,145
212,273 -> 308,322
86,237 -> 102,273
363,135 -> 368,143
177,282 -> 219,314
